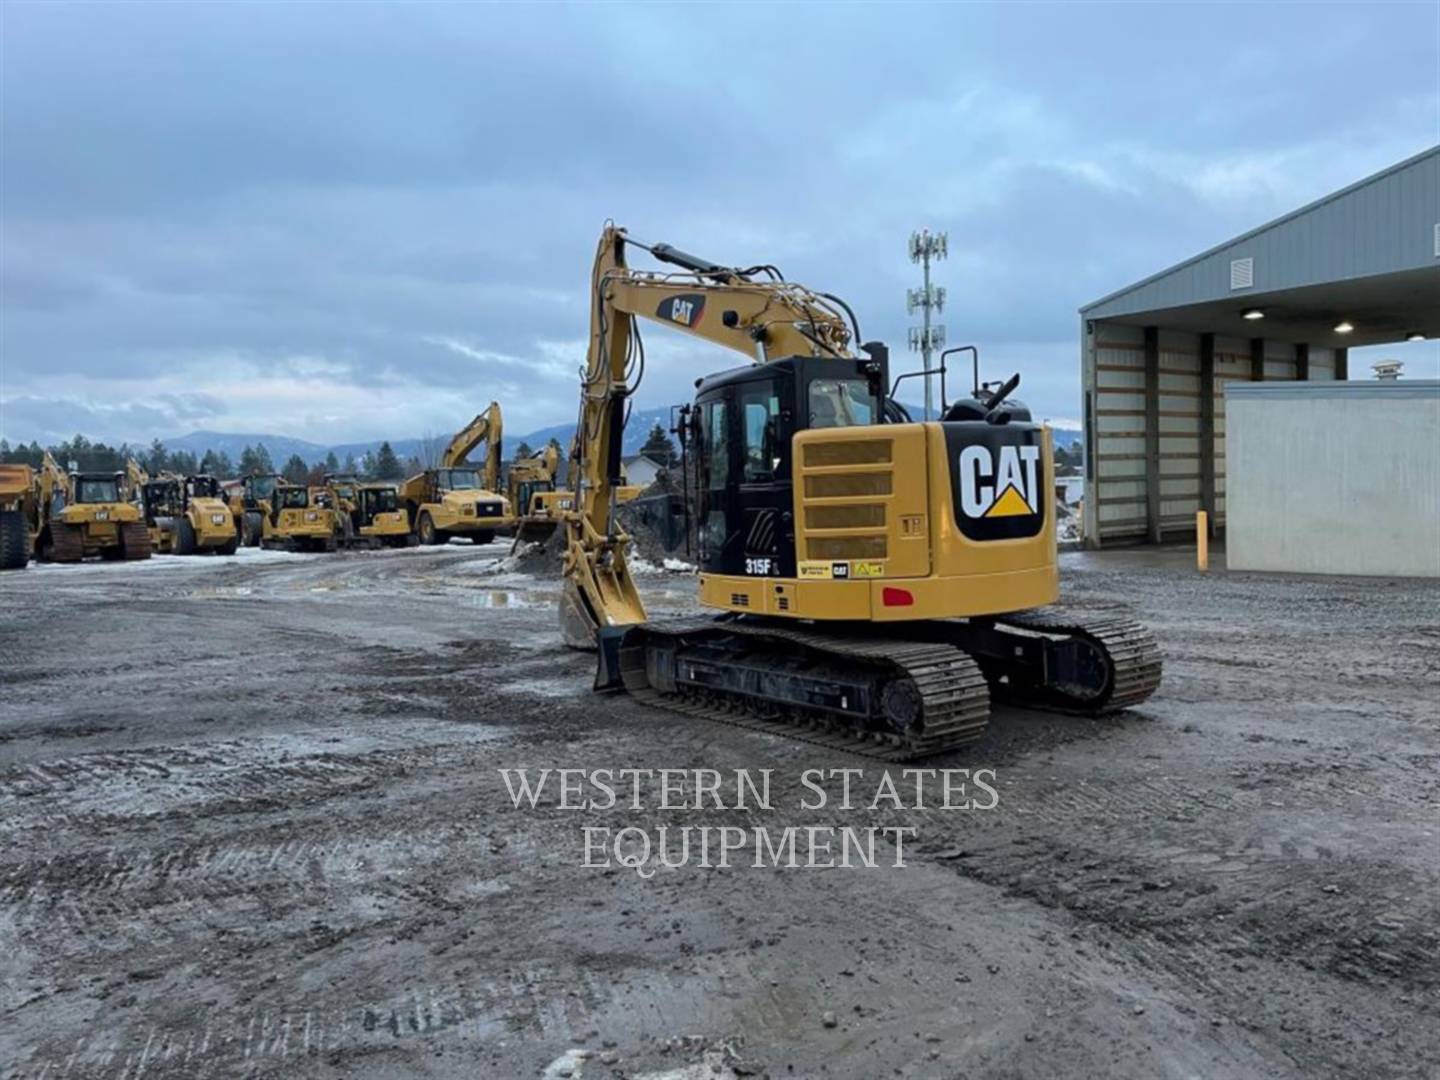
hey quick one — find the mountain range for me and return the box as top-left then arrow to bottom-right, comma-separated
159,405 -> 1082,466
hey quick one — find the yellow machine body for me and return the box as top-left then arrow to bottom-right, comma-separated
402,402 -> 512,544
696,423 -> 1057,621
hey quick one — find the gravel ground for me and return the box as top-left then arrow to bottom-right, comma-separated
1,542 -> 1437,1079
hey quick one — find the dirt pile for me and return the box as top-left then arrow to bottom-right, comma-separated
500,527 -> 567,577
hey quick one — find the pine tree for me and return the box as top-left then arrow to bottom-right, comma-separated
253,443 -> 275,473
515,441 -> 534,459
281,454 -> 310,483
373,441 -> 403,481
343,452 -> 358,475
640,422 -> 677,467
0,439 -> 10,463
147,438 -> 169,475
324,451 -> 340,474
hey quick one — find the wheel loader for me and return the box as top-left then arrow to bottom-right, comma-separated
400,403 -> 512,545
0,463 -> 35,570
560,226 -> 1161,759
130,461 -> 238,555
29,452 -> 151,562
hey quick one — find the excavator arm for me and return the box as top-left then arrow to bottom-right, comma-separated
560,224 -> 856,653
441,401 -> 504,492
126,458 -> 149,500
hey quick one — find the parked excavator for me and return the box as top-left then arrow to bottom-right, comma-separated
400,403 -> 512,545
561,226 -> 1161,759
508,443 -> 568,544
29,452 -> 151,562
129,460 -> 238,555
0,463 -> 35,569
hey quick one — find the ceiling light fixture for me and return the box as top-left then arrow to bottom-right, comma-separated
1333,321 -> 1354,334
1241,308 -> 1265,320
1406,332 -> 1426,342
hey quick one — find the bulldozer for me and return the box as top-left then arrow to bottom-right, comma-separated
225,473 -> 335,551
28,452 -> 151,563
561,226 -> 1161,759
400,403 -> 512,545
319,474 -> 414,548
130,460 -> 238,555
0,463 -> 35,570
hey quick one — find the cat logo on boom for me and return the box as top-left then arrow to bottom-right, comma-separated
657,294 -> 706,329
959,444 -> 1042,520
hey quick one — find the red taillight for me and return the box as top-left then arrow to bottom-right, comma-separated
882,587 -> 914,607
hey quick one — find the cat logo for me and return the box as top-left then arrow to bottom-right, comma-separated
959,444 -> 1041,519
657,293 -> 706,329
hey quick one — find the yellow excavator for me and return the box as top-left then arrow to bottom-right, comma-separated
508,443 -> 568,544
129,460 -> 238,555
29,452 -> 151,562
562,226 -> 1161,759
400,403 -> 512,545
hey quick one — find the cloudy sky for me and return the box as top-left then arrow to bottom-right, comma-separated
2,2 -> 1436,447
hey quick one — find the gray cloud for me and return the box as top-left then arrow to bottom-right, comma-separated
2,2 -> 1436,445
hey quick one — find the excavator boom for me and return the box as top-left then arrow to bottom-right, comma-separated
561,226 -> 860,650
441,401 -> 504,492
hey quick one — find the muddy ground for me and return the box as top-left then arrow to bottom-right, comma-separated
1,543 -> 1437,1079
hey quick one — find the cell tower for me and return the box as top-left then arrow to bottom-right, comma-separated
907,229 -> 947,420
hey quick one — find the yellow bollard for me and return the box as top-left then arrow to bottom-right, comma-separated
1196,510 -> 1209,571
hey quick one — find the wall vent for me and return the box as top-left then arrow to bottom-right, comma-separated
1230,257 -> 1254,290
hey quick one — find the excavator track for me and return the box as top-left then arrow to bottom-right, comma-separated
984,606 -> 1162,715
617,618 -> 991,761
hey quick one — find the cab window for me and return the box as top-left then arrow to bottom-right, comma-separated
703,401 -> 728,490
808,378 -> 876,428
740,385 -> 781,482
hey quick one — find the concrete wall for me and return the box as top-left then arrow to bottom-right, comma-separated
1226,381 -> 1440,577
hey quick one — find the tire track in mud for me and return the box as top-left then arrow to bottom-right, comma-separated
9,963 -> 612,1079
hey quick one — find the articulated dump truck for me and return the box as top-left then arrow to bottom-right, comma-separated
0,464 -> 35,570
400,402 -> 512,545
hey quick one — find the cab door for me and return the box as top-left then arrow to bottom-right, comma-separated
695,369 -> 795,579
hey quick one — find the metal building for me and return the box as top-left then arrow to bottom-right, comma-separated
1078,144 -> 1440,546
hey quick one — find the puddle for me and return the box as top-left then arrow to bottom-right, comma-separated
471,589 -> 555,609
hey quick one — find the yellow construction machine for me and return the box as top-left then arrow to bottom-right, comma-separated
130,461 -> 238,555
400,403 -> 512,545
0,463 -> 35,570
562,226 -> 1161,758
320,474 -> 414,548
508,443 -> 569,544
28,452 -> 151,562
225,473 -> 334,551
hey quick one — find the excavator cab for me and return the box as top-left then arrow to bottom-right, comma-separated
688,354 -> 884,579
